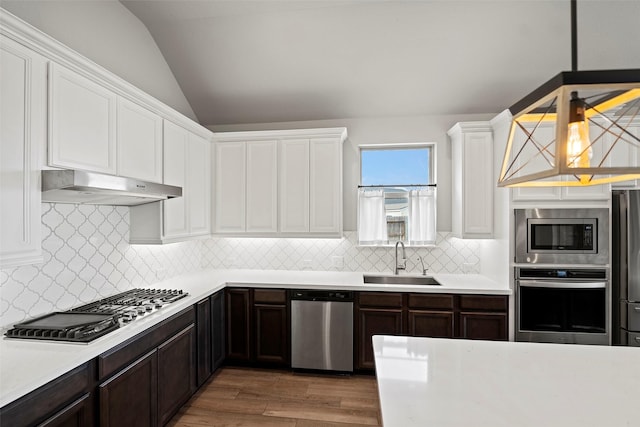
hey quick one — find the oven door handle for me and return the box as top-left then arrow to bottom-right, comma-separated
518,280 -> 607,289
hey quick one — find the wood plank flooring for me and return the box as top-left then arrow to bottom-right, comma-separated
167,367 -> 381,427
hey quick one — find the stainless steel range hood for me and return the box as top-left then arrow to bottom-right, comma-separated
42,170 -> 182,206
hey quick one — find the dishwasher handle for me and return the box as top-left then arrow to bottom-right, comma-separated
290,290 -> 354,302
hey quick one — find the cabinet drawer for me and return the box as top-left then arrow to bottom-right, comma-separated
98,307 -> 195,380
408,293 -> 454,310
254,289 -> 286,304
358,292 -> 403,308
0,361 -> 94,427
459,295 -> 508,312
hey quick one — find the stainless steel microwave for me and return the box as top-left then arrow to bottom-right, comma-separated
515,208 -> 609,265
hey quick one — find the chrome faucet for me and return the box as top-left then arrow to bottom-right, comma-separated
394,241 -> 406,275
417,256 -> 428,276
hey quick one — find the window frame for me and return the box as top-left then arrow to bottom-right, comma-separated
358,142 -> 437,247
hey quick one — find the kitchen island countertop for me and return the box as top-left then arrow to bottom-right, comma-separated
1,268 -> 509,407
373,335 -> 640,427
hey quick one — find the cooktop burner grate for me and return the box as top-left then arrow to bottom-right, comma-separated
4,288 -> 188,343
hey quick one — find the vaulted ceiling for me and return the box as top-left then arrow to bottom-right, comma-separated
121,0 -> 640,126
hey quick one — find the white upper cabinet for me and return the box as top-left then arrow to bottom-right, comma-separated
187,133 -> 211,236
280,139 -> 310,233
0,35 -> 46,267
448,122 -> 494,239
214,142 -> 246,233
213,128 -> 346,237
246,140 -> 278,233
163,120 -> 189,239
48,63 -> 117,174
129,121 -> 212,244
309,138 -> 342,234
116,97 -> 163,182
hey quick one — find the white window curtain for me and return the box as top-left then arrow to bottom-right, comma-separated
408,188 -> 436,245
357,189 -> 388,245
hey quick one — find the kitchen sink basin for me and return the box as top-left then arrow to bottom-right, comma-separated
363,275 -> 441,286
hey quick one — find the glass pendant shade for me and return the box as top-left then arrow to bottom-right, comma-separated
498,70 -> 640,187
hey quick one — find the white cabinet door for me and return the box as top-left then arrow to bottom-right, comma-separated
187,133 -> 211,236
449,123 -> 493,239
129,121 -> 212,244
462,131 -> 494,237
0,36 -> 46,267
280,139 -> 310,233
49,63 -> 116,174
309,138 -> 342,233
215,142 -> 246,233
117,97 -> 162,182
246,141 -> 278,233
163,120 -> 188,239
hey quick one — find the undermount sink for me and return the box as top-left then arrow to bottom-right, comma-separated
363,275 -> 441,286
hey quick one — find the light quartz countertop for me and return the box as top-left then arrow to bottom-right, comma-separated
373,335 -> 640,427
0,269 -> 509,407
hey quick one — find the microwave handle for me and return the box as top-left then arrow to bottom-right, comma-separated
518,280 -> 606,289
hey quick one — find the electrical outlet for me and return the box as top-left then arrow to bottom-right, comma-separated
332,256 -> 344,269
462,262 -> 476,273
302,259 -> 313,270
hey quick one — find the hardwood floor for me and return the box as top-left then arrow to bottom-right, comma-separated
167,367 -> 381,426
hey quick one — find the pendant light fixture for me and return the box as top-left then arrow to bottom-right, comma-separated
498,0 -> 640,187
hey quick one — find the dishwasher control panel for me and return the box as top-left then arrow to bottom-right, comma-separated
290,290 -> 354,302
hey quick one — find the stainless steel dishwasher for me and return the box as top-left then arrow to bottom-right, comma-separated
290,290 -> 354,372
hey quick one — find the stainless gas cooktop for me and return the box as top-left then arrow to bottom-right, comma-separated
4,288 -> 188,343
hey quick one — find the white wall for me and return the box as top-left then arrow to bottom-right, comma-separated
210,113 -> 495,232
1,1 -> 197,122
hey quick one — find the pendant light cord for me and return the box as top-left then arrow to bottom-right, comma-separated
571,0 -> 577,72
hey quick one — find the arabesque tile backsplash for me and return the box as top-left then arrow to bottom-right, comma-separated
1,204 -> 481,327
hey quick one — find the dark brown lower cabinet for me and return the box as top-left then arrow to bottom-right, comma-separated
99,350 -> 158,427
226,288 -> 251,362
0,361 -> 95,427
98,307 -> 196,427
211,290 -> 226,371
254,303 -> 288,365
458,295 -> 508,340
196,297 -> 212,386
408,310 -> 454,338
355,292 -> 509,371
226,288 -> 289,367
39,393 -> 93,427
460,312 -> 507,340
196,290 -> 226,384
158,325 -> 197,425
357,308 -> 403,370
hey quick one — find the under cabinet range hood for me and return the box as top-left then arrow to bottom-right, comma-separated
41,170 -> 182,206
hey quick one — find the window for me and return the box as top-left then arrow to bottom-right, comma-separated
358,144 -> 436,246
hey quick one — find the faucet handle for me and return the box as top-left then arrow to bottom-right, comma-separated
417,256 -> 428,276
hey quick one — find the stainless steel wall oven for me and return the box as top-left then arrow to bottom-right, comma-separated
516,267 -> 610,345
